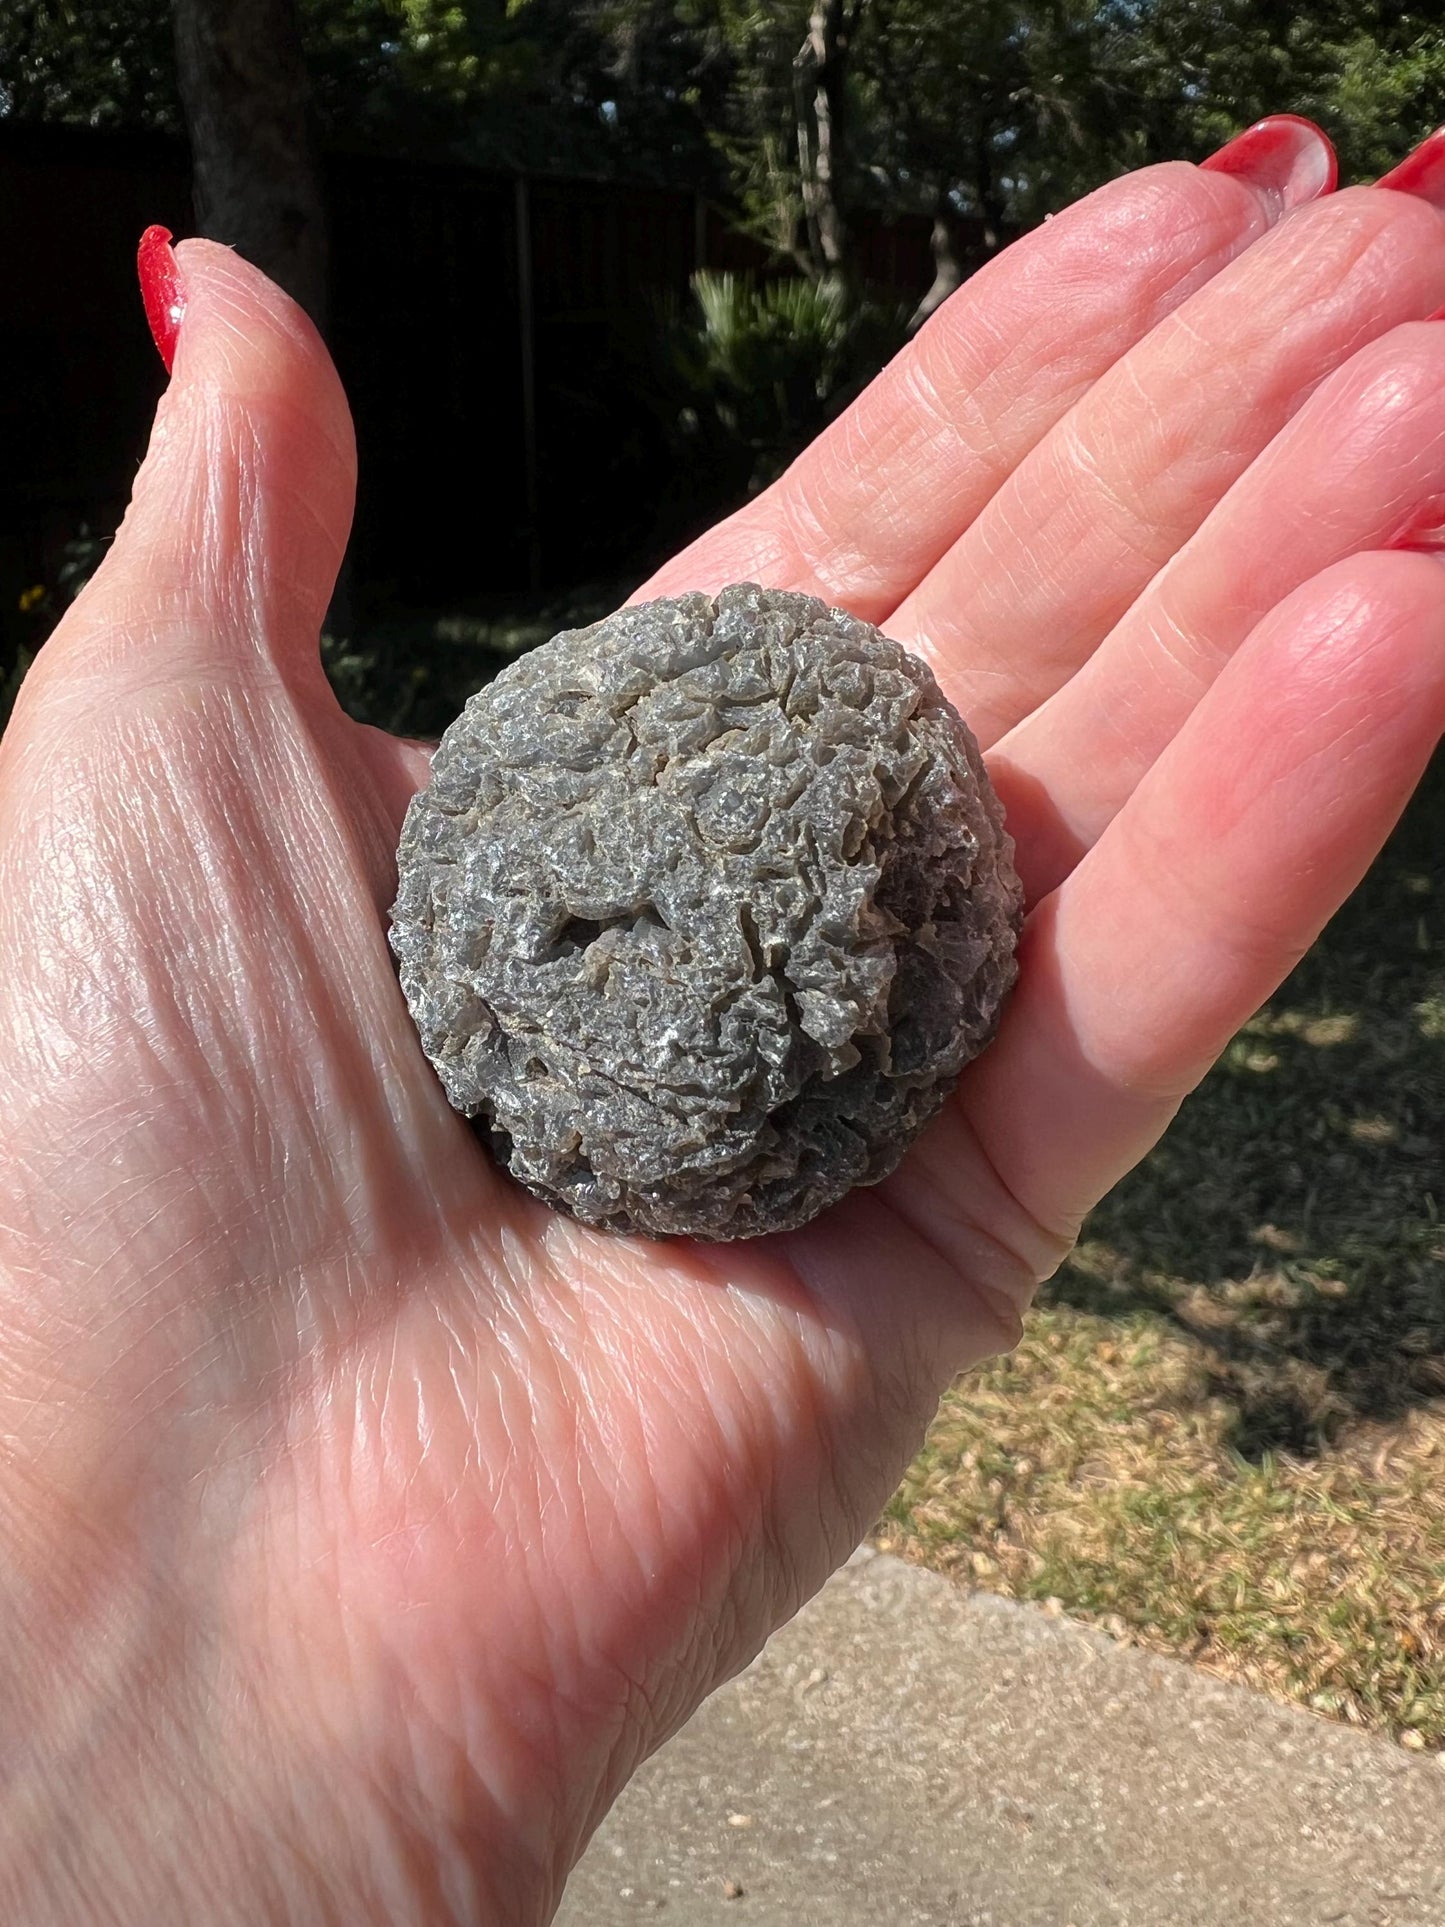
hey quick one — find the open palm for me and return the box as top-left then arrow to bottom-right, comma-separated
4,130 -> 1445,1924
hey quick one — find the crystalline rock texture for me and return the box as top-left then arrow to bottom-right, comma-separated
389,584 -> 1023,1240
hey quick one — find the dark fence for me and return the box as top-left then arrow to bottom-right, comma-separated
0,123 -> 956,654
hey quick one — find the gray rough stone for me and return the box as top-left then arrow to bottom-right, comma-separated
389,583 -> 1022,1239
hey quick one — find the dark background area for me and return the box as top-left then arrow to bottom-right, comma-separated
0,117 -> 951,707
0,119 -> 940,603
5,0 -> 1444,726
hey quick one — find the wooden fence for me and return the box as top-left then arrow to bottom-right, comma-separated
0,123 -> 956,652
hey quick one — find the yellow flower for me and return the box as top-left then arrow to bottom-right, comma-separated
18,584 -> 45,613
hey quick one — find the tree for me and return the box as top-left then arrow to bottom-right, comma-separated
1097,0 -> 1445,183
697,0 -> 878,276
490,0 -> 723,183
793,1 -> 866,275
8,0 -> 1445,291
695,0 -> 1110,292
0,0 -> 181,127
855,1 -> 1113,320
173,0 -> 329,326
698,0 -> 1445,301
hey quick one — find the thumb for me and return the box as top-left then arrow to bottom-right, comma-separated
41,234 -> 356,696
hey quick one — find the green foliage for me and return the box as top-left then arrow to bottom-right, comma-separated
8,3 -> 1445,237
855,0 -> 1118,235
0,0 -> 181,128
1090,2 -> 1445,183
688,0 -> 1445,278
495,0 -> 724,183
1329,20 -> 1445,179
0,0 -> 722,182
691,0 -> 1129,273
692,0 -> 816,262
663,268 -> 906,492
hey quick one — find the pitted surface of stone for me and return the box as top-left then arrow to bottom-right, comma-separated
389,584 -> 1022,1239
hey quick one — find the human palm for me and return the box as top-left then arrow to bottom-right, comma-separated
5,131 -> 1445,1924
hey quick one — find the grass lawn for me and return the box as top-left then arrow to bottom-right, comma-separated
879,753 -> 1445,1749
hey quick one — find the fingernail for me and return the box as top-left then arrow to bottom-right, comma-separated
1377,127 -> 1445,209
137,225 -> 185,373
1200,115 -> 1337,215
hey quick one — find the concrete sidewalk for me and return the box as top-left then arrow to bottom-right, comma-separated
558,1547 -> 1445,1927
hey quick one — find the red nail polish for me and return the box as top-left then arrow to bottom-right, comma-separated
137,225 -> 185,373
1377,128 -> 1445,210
1200,114 -> 1337,214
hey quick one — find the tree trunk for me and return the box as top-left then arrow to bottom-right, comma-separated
172,0 -> 328,330
910,196 -> 965,330
794,0 -> 855,280
973,128 -> 1007,258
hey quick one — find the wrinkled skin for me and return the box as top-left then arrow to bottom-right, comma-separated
4,157 -> 1445,1925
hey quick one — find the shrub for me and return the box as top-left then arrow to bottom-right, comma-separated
664,270 -> 906,497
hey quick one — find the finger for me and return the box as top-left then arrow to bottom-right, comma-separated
994,318 -> 1445,901
30,236 -> 355,706
896,552 -> 1445,1276
888,186 -> 1445,743
635,126 -> 1334,617
354,729 -> 437,835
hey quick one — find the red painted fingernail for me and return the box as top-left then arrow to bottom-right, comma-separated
1377,127 -> 1445,210
137,225 -> 185,373
1200,115 -> 1337,216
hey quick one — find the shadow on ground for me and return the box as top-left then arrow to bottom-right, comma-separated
1047,752 -> 1445,1462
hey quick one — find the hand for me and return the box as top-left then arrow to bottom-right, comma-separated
4,122 -> 1445,1924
